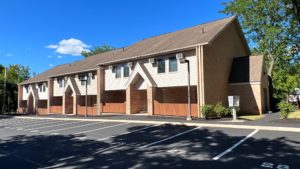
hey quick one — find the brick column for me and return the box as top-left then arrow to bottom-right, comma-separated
47,79 -> 53,114
62,94 -> 66,115
196,45 -> 205,118
17,84 -> 23,113
74,95 -> 78,115
147,87 -> 156,115
126,85 -> 132,115
97,67 -> 105,115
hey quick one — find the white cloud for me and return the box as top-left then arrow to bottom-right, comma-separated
49,64 -> 54,67
46,38 -> 90,56
57,55 -> 63,59
6,53 -> 12,57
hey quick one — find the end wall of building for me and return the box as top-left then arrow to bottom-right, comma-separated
202,21 -> 249,106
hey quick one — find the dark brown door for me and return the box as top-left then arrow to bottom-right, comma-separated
65,90 -> 74,114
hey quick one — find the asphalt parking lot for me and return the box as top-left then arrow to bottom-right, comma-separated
0,117 -> 299,169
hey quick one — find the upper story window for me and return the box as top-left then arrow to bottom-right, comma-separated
25,86 -> 29,93
38,84 -> 46,92
80,75 -> 91,86
38,84 -> 42,92
169,57 -> 178,72
157,59 -> 165,73
42,84 -> 46,92
123,65 -> 129,77
58,78 -> 64,88
115,65 -> 122,78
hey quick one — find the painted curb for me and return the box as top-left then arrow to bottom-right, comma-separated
12,116 -> 300,133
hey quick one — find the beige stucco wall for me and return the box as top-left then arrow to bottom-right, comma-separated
22,83 -> 48,100
105,50 -> 197,91
202,21 -> 249,106
53,71 -> 97,96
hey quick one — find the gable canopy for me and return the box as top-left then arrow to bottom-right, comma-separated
63,76 -> 81,96
125,62 -> 156,89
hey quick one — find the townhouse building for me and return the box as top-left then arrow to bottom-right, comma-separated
18,16 -> 270,117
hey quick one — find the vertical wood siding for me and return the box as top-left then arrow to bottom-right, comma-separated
50,96 -> 62,114
101,90 -> 126,113
77,95 -> 98,116
153,86 -> 198,117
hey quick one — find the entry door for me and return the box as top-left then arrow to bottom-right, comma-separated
65,91 -> 74,114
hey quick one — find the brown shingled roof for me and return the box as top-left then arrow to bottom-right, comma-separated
20,64 -> 70,85
21,16 -> 240,85
229,55 -> 264,83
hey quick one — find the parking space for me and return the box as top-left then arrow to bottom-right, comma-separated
0,117 -> 299,169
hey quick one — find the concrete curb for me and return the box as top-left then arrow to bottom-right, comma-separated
12,116 -> 300,133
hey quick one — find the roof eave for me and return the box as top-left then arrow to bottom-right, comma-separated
98,43 -> 207,66
20,80 -> 48,85
48,68 -> 98,78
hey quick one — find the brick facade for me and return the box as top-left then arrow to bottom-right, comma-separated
17,17 -> 269,118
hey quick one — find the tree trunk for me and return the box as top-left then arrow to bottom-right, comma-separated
267,55 -> 274,77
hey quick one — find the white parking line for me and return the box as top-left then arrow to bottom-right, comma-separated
41,122 -> 105,134
74,122 -> 130,135
15,120 -> 63,130
95,144 -> 121,154
212,129 -> 259,160
11,120 -> 50,128
0,119 -> 20,124
139,126 -> 202,149
13,119 -> 48,126
6,119 -> 43,124
0,119 -> 35,126
25,121 -> 82,131
1,120 -> 41,128
97,124 -> 161,141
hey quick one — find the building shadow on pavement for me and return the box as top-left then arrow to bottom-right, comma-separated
0,125 -> 299,169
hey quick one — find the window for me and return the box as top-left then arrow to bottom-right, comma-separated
169,57 -> 178,72
87,76 -> 91,85
157,59 -> 165,73
42,84 -> 46,92
115,65 -> 121,78
25,86 -> 29,93
80,75 -> 91,86
123,65 -> 129,77
80,78 -> 85,86
38,84 -> 42,92
58,78 -> 63,88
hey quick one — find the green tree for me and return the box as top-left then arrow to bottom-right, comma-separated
221,0 -> 300,100
81,44 -> 115,58
221,0 -> 300,77
272,69 -> 300,99
0,64 -> 31,114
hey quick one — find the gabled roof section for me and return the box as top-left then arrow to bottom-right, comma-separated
229,55 -> 264,83
20,64 -> 69,85
21,16 -> 248,85
125,62 -> 156,88
99,16 -> 239,65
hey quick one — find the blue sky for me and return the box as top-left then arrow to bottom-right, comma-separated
0,0 -> 230,74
